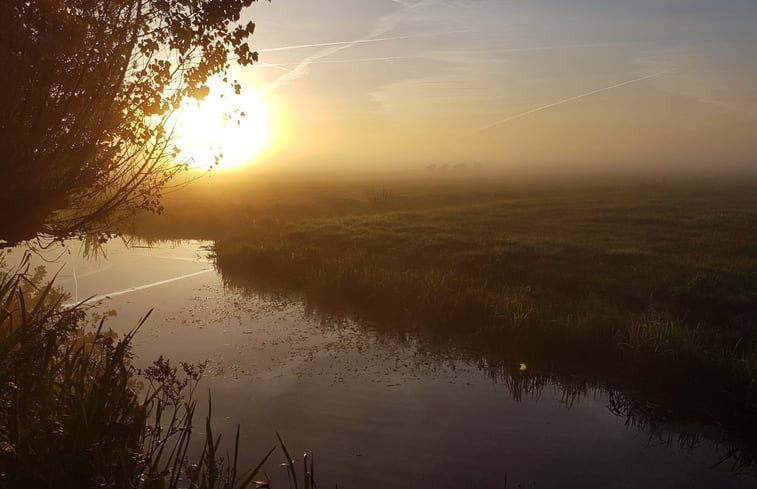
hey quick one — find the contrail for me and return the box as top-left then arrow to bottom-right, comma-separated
258,61 -> 294,73
257,30 -> 469,54
129,253 -> 213,264
258,0 -> 446,94
254,43 -> 633,70
62,268 -> 214,308
57,254 -> 212,284
470,69 -> 675,135
258,32 -> 465,94
495,42 -> 635,54
257,55 -> 418,69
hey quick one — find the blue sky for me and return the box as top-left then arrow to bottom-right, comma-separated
232,0 -> 757,171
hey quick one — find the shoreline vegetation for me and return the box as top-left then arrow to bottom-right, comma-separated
170,177 -> 757,467
4,176 -> 757,484
0,254 -> 313,488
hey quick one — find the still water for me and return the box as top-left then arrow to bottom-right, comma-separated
6,239 -> 756,488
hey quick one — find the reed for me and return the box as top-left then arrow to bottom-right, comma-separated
0,252 -> 311,488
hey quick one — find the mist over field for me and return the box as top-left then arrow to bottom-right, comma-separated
3,0 -> 757,487
234,0 -> 757,173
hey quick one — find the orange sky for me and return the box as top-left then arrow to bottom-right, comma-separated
185,0 -> 757,173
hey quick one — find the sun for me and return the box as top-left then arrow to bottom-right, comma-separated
171,86 -> 272,171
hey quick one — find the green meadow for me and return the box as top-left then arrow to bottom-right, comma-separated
136,176 -> 757,445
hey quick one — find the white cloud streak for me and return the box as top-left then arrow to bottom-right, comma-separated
62,269 -> 214,308
258,0 -> 443,94
257,31 -> 467,54
255,43 -> 633,70
470,69 -> 675,135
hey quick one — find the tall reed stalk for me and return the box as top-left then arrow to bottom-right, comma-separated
0,252 -> 315,489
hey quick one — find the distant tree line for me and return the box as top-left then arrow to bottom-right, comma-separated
425,162 -> 484,172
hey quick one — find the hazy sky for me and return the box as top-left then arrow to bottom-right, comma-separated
228,0 -> 757,172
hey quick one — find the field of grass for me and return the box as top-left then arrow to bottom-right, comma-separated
186,176 -> 757,457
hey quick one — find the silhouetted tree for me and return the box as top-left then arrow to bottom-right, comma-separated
0,0 -> 263,245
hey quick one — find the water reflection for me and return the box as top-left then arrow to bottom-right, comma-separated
214,246 -> 757,480
3,239 -> 756,488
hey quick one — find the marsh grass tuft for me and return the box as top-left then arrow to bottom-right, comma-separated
0,252 -> 311,488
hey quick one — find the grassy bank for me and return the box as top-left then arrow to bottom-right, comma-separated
212,180 -> 757,448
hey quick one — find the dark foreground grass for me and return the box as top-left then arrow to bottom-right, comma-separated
212,180 -> 757,455
0,254 -> 314,488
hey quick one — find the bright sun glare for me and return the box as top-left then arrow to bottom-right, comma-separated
172,84 -> 272,171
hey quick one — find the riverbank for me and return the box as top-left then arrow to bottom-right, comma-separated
211,180 -> 757,457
